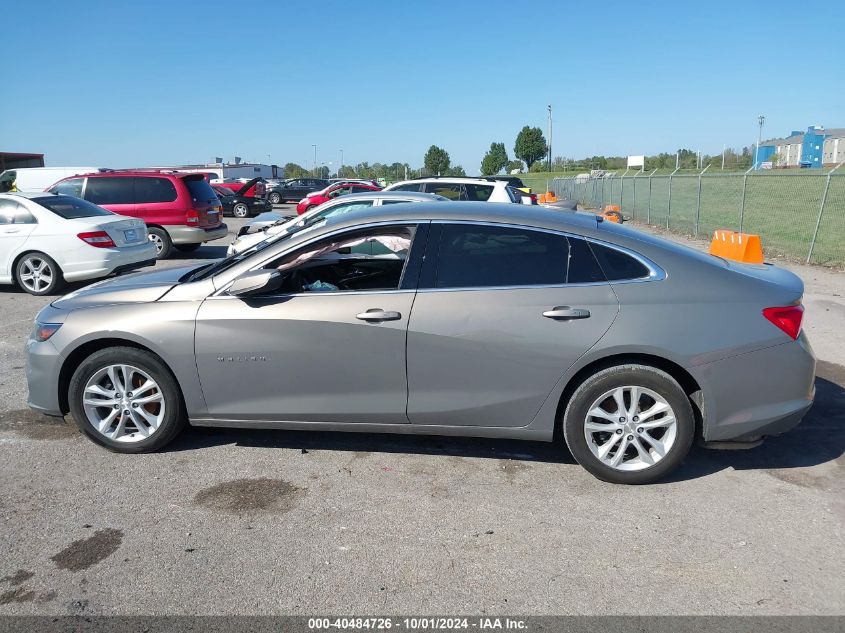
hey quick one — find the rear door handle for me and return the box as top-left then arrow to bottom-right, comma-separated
543,306 -> 591,320
356,309 -> 402,322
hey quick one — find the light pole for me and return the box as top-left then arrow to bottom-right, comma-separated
754,115 -> 765,169
312,144 -> 317,176
547,104 -> 553,172
340,149 -> 344,177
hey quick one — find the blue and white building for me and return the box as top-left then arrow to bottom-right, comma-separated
756,126 -> 845,169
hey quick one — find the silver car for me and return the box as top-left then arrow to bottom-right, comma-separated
25,202 -> 815,483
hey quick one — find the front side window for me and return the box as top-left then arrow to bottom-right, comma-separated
32,195 -> 114,219
264,225 -> 416,294
327,186 -> 353,199
50,177 -> 85,198
0,199 -> 36,224
434,224 -> 569,289
135,177 -> 177,204
84,177 -> 134,205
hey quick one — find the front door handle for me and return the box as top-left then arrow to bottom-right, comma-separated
356,309 -> 401,322
543,306 -> 591,320
3,227 -> 21,234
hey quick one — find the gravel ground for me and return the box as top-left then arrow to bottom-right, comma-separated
0,207 -> 842,616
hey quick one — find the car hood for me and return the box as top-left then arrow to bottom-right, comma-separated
51,264 -> 205,309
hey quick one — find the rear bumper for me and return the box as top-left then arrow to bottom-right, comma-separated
62,241 -> 158,282
165,224 -> 229,245
697,333 -> 816,442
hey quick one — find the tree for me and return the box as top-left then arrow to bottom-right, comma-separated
283,162 -> 307,178
480,142 -> 508,175
445,165 -> 466,177
506,159 -> 524,174
424,145 -> 450,175
514,126 -> 548,168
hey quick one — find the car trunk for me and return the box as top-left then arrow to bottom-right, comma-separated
70,216 -> 148,248
183,175 -> 223,228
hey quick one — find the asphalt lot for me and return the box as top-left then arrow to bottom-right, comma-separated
1,206 -> 843,615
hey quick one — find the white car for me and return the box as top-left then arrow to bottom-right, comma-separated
384,177 -> 530,204
0,192 -> 157,295
227,191 -> 446,256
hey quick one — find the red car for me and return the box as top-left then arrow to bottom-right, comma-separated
213,178 -> 267,199
296,181 -> 382,215
48,170 -> 227,259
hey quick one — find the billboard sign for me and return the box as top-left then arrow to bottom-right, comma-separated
627,155 -> 645,168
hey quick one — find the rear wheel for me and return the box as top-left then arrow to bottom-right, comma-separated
148,227 -> 172,259
233,202 -> 250,218
174,243 -> 202,253
268,192 -> 282,205
15,252 -> 65,296
562,364 -> 694,484
68,347 -> 186,453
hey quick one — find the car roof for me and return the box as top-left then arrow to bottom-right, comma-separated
69,170 -> 199,179
326,191 -> 444,202
0,191 -> 59,199
390,177 -> 504,186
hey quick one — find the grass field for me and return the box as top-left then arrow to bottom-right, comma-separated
552,172 -> 845,268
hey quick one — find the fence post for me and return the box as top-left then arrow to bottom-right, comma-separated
739,165 -> 753,233
666,166 -> 680,229
694,164 -> 710,238
647,169 -> 656,224
806,162 -> 844,264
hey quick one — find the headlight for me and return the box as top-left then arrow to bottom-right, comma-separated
34,323 -> 62,342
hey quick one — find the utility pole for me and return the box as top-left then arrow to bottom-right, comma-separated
312,144 -> 317,176
755,115 -> 765,170
547,104 -> 553,172
339,149 -> 343,176
721,144 -> 725,170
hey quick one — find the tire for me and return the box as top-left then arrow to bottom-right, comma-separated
268,192 -> 281,205
68,346 -> 187,453
147,227 -> 172,259
174,243 -> 202,253
232,202 -> 250,218
15,252 -> 65,296
562,364 -> 694,484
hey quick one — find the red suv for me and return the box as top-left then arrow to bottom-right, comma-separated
49,171 -> 227,259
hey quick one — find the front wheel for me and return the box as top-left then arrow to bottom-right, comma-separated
562,364 -> 695,484
15,252 -> 65,295
148,227 -> 172,259
68,347 -> 187,453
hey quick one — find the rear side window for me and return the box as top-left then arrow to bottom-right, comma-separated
434,224 -> 569,288
85,177 -> 134,205
184,177 -> 217,203
391,183 -> 423,192
590,242 -> 650,280
351,185 -> 374,194
135,177 -> 177,203
426,183 -> 464,200
50,177 -> 85,198
464,184 -> 494,201
567,237 -> 606,283
33,195 -> 113,219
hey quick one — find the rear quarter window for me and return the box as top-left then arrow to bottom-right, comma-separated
589,242 -> 650,280
184,177 -> 217,203
464,184 -> 494,201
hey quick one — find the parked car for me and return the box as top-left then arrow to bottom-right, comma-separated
265,178 -> 329,204
486,175 -> 531,192
48,171 -> 227,259
385,177 -> 524,204
0,192 -> 155,295
296,181 -> 382,214
26,202 -> 814,484
228,191 -> 447,255
212,178 -> 267,199
211,180 -> 272,218
0,167 -> 104,193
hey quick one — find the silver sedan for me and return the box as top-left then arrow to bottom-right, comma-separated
25,202 -> 815,484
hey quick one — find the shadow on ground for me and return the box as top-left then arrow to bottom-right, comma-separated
166,361 -> 845,484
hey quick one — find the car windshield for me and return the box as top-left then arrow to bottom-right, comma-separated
32,195 -> 114,218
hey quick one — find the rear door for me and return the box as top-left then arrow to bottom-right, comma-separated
406,222 -> 618,427
83,176 -> 136,218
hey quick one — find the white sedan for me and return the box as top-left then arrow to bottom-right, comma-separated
0,192 -> 157,295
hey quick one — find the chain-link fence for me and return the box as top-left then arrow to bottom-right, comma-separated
553,167 -> 845,267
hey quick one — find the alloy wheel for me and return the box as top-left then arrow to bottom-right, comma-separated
149,233 -> 164,254
82,364 -> 166,443
583,385 -> 678,471
19,256 -> 54,293
233,203 -> 249,218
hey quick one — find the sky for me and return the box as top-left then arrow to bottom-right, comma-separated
3,0 -> 843,175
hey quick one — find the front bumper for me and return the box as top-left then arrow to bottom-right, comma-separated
697,333 -> 816,442
26,337 -> 64,417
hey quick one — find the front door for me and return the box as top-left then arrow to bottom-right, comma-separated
0,199 -> 38,278
406,223 -> 619,428
194,223 -> 426,423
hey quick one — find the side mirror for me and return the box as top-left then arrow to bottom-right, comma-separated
227,270 -> 282,297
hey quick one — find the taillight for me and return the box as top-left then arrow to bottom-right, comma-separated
763,305 -> 804,340
530,193 -> 538,205
187,209 -> 199,225
77,231 -> 116,248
